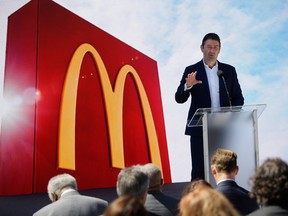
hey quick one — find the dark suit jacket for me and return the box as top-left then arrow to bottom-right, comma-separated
175,60 -> 244,136
144,191 -> 179,216
247,206 -> 288,216
33,190 -> 108,216
216,180 -> 259,215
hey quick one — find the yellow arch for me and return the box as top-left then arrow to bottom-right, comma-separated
58,43 -> 162,171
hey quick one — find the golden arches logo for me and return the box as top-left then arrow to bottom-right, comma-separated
58,43 -> 162,171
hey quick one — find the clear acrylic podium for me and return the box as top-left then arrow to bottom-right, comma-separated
187,104 -> 266,189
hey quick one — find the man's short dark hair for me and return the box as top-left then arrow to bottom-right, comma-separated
202,33 -> 221,47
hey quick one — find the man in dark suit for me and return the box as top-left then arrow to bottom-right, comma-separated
33,173 -> 108,216
143,163 -> 179,216
175,33 -> 244,180
211,148 -> 258,215
248,158 -> 288,216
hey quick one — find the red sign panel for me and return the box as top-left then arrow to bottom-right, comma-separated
0,0 -> 171,195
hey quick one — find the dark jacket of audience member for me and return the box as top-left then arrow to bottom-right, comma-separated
143,163 -> 179,216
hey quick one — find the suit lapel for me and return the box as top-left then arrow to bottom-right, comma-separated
196,61 -> 211,100
217,62 -> 227,106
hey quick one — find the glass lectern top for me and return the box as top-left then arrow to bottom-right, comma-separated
187,104 -> 266,127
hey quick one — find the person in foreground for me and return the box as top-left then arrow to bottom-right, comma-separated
103,195 -> 148,216
178,186 -> 240,216
143,163 -> 179,216
181,178 -> 212,197
33,173 -> 108,216
248,158 -> 288,216
175,32 -> 244,180
116,164 -> 149,204
211,148 -> 259,215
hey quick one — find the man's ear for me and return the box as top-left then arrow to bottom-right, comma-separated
200,44 -> 204,52
235,165 -> 239,175
141,191 -> 148,204
52,193 -> 59,202
211,165 -> 217,175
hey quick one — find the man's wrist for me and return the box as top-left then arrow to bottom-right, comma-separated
185,83 -> 193,91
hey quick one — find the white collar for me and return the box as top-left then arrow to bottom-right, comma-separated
60,188 -> 76,198
217,178 -> 235,185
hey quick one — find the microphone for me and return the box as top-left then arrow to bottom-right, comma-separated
217,70 -> 232,107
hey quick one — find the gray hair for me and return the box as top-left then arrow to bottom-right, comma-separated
143,163 -> 162,190
116,165 -> 149,198
47,173 -> 77,201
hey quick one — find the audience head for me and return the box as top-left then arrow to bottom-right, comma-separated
103,195 -> 148,216
47,173 -> 77,202
250,158 -> 288,209
181,178 -> 212,197
211,148 -> 238,181
143,163 -> 163,192
179,187 -> 240,216
116,164 -> 149,202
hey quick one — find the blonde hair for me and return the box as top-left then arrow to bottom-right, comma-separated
179,187 -> 240,216
181,179 -> 212,197
103,195 -> 148,216
211,148 -> 238,173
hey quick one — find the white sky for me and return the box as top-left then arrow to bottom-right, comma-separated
0,0 -> 288,182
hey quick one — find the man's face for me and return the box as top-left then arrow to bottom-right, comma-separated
201,39 -> 220,63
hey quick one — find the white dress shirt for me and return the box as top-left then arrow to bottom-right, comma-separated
203,60 -> 220,109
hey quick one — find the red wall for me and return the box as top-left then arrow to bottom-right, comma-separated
0,0 -> 171,195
